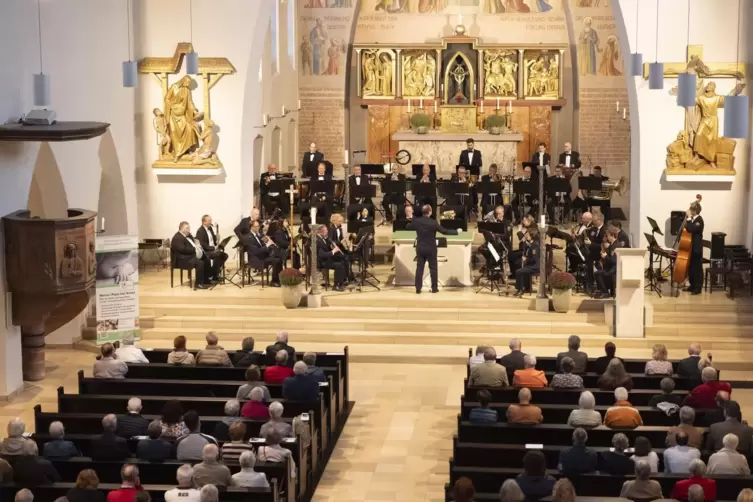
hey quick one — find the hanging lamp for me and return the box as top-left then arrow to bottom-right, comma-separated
33,0 -> 50,106
724,0 -> 748,138
648,0 -> 663,90
629,0 -> 643,76
186,0 -> 199,74
122,0 -> 137,87
676,1 -> 696,107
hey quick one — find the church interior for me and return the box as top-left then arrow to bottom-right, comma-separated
3,0 -> 753,501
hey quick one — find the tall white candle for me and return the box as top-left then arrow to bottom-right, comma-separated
298,99 -> 301,109
263,114 -> 268,126
345,150 -> 349,165
434,100 -> 438,113
101,217 -> 106,232
508,100 -> 512,113
419,97 -> 423,109
496,97 -> 500,110
616,101 -> 619,112
480,100 -> 484,113
540,214 -> 545,228
623,108 -> 626,120
311,207 -> 317,222
408,99 -> 412,113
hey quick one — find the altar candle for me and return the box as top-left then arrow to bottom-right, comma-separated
623,108 -> 626,120
408,99 -> 412,113
282,105 -> 286,116
496,97 -> 500,110
311,207 -> 317,222
616,101 -> 619,112
298,99 -> 301,109
101,217 -> 106,233
508,100 -> 512,113
480,100 -> 484,113
263,114 -> 268,126
540,214 -> 546,228
434,100 -> 438,113
441,84 -> 444,94
419,97 -> 423,109
345,150 -> 349,165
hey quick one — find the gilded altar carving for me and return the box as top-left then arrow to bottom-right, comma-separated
440,105 -> 477,133
444,52 -> 474,104
523,50 -> 560,99
401,50 -> 436,98
361,49 -> 396,98
483,50 -> 518,98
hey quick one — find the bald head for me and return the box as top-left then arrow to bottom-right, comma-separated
518,387 -> 532,404
688,343 -> 702,356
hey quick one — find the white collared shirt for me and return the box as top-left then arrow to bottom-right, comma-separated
538,152 -> 544,165
268,174 -> 279,196
204,225 -> 215,247
309,152 -> 316,161
467,150 -> 474,162
564,152 -> 571,167
355,176 -> 361,186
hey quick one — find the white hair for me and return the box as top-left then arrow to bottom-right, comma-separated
518,387 -> 532,403
612,433 -> 629,451
687,484 -> 704,502
523,354 -> 537,368
688,459 -> 706,477
102,414 -> 117,432
200,484 -> 219,502
14,489 -> 33,502
499,479 -> 525,501
276,331 -> 289,343
572,428 -> 588,445
202,443 -> 219,463
614,387 -> 628,402
269,401 -> 284,419
49,421 -> 65,439
239,450 -> 256,469
634,460 -> 651,480
275,350 -> 289,364
250,387 -> 264,402
127,397 -> 142,413
679,406 -> 696,425
701,366 -> 717,383
7,418 -> 25,437
723,433 -> 740,450
122,333 -> 136,345
508,339 -> 521,350
205,331 -> 219,345
176,464 -> 195,485
293,361 -> 307,375
579,391 -> 596,409
224,399 -> 240,416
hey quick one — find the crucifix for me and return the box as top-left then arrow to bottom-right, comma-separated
642,45 -> 746,80
285,183 -> 296,263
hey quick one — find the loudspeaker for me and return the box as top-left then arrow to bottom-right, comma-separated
670,211 -> 685,236
711,232 -> 726,260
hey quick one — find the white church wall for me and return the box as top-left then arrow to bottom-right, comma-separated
136,0 -> 299,240
617,0 -> 751,249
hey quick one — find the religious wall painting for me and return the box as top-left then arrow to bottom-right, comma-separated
305,0 -> 353,7
444,52 -> 474,104
577,17 -> 599,76
483,0 -> 554,13
303,18 -> 347,76
598,34 -> 622,77
402,50 -> 437,98
523,50 -> 559,99
372,0 -> 448,14
360,49 -> 396,98
483,49 -> 518,98
574,0 -> 608,7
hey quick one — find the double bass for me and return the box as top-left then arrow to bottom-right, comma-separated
672,194 -> 702,284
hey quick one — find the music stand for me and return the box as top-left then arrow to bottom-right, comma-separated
546,177 -> 571,225
351,224 -> 379,291
647,216 -> 664,236
476,230 -> 506,295
380,179 -> 408,227
392,219 -> 412,231
411,164 -> 436,179
264,179 -> 292,216
644,229 -> 663,297
440,181 -> 470,208
211,235 -> 241,289
412,181 -> 437,201
476,181 -> 503,209
351,183 -> 376,204
513,179 -> 535,219
361,164 -> 388,176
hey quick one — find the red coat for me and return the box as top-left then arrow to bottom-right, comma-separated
241,400 -> 269,419
670,476 -> 716,501
682,381 -> 732,409
107,487 -> 142,502
264,365 -> 294,384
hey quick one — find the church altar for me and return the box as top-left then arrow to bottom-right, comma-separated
392,131 -> 523,177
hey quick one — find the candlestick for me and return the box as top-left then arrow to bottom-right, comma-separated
408,99 -> 412,113
616,101 -> 619,112
345,150 -> 349,165
622,108 -> 626,120
434,100 -> 438,113
480,100 -> 484,113
508,100 -> 512,113
263,114 -> 268,126
540,214 -> 545,228
459,13 -> 463,25
419,97 -> 423,109
496,97 -> 500,110
282,105 -> 286,116
101,217 -> 106,233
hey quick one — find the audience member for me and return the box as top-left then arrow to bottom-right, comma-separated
232,451 -> 270,488
43,421 -> 80,460
688,484 -> 706,502
241,387 -> 270,419
236,366 -> 271,401
193,444 -> 232,487
512,355 -> 547,388
706,400 -> 753,451
160,400 -> 189,438
703,390 -> 731,427
619,460 -> 663,500
256,429 -> 296,481
670,459 -> 716,501
598,358 -> 633,391
14,489 -> 33,502
452,477 -> 475,502
469,348 -> 509,387
92,343 -> 128,378
593,342 -> 622,375
664,431 -> 701,474
116,397 -> 150,438
167,336 -> 195,365
136,420 -> 173,462
212,400 -> 241,441
550,357 -> 584,389
199,485 -> 218,502
13,440 -> 61,487
566,391 -> 602,428
195,332 -> 232,366
220,422 -> 254,464
66,469 -> 106,502
683,366 -> 732,409
264,350 -> 295,384
265,331 -> 296,367
738,489 -> 753,502
667,406 -> 704,449
515,451 -> 556,500
649,377 -> 683,408
176,411 -> 218,461
164,465 -> 201,502
498,479 -> 525,502
283,361 -> 320,401
558,428 -> 597,477
598,433 -> 635,474
231,337 -> 264,367
115,333 -> 149,363
604,387 -> 643,428
556,335 -> 588,374
645,343 -> 673,375
90,414 -> 129,461
631,435 -> 659,472
551,479 -> 576,502
499,339 -> 527,383
0,457 -> 12,482
707,433 -> 751,475
1,417 -> 32,455
303,352 -> 328,383
678,343 -> 704,382
107,465 -> 142,502
135,491 -> 151,502
469,345 -> 490,367
469,390 -> 498,424
261,402 -> 294,438
506,388 -> 543,424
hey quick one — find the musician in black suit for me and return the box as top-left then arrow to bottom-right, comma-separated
547,164 -> 571,223
310,162 -> 333,220
301,142 -> 324,178
414,164 -> 437,214
610,220 -> 630,248
260,163 -> 289,216
448,166 -> 473,209
509,214 -> 536,278
480,164 -> 504,215
316,225 -> 347,291
348,165 -> 372,205
530,142 -> 551,170
558,142 -> 581,169
567,211 -> 592,273
514,227 -> 540,297
328,213 -> 353,278
382,165 -> 407,221
245,220 -> 282,287
585,213 -> 606,292
196,215 -> 228,282
458,138 -> 482,170
512,165 -> 535,222
398,204 -> 414,222
273,217 -> 300,269
594,227 -> 622,298
478,205 -> 510,269
234,207 -> 260,241
170,222 -> 208,289
407,205 -> 459,294
684,201 -> 704,295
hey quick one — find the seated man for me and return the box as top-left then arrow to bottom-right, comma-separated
663,431 -> 701,474
196,332 -> 232,366
382,164 -> 407,222
670,459 -> 716,501
499,339 -> 526,384
604,387 -> 643,428
468,345 -> 491,367
116,397 -> 150,438
302,352 -> 327,383
193,444 -> 233,487
264,350 -> 295,384
245,219 -> 282,287
683,366 -> 732,409
0,418 -> 33,456
707,433 -> 751,475
90,414 -> 129,461
283,361 -> 320,402
348,165 -> 373,205
234,207 -> 261,241
594,226 -> 622,298
93,342 -> 128,379
260,163 -> 289,216
706,400 -> 753,452
556,335 -> 588,374
164,465 -> 201,502
513,354 -> 548,388
704,390 -> 730,427
597,433 -> 634,475
114,333 -> 149,363
316,224 -> 348,291
13,441 -> 60,487
558,428 -> 598,477
232,337 -> 265,367
469,390 -> 498,424
506,388 -> 543,425
468,348 -> 508,387
196,214 -> 228,282
265,331 -> 295,367
667,406 -> 705,449
171,221 -> 209,289
42,421 -> 79,460
176,411 -> 218,461
620,460 -> 663,500
678,342 -> 704,383
649,377 -> 684,408
309,162 -> 333,220
137,420 -> 173,462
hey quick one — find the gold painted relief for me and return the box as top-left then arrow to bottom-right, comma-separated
401,50 -> 436,98
523,50 -> 559,99
483,49 -> 519,98
361,49 -> 396,98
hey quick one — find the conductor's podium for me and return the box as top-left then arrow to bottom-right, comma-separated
392,230 -> 475,287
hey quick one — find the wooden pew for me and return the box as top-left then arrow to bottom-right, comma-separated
465,370 -> 697,390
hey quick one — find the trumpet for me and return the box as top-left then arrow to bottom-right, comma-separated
469,174 -> 478,187
420,175 -> 431,183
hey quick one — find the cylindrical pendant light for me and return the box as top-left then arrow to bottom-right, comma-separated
629,0 -> 643,76
649,0 -> 663,90
33,0 -> 50,106
725,0 -> 749,138
677,73 -> 696,107
186,0 -> 199,75
122,0 -> 137,88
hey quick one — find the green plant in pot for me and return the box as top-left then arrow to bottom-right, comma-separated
548,271 -> 576,313
486,114 -> 506,135
279,268 -> 305,309
411,112 -> 431,134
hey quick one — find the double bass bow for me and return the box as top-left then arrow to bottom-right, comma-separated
672,194 -> 702,284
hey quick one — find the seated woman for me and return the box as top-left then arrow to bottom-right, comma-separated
550,357 -> 584,389
566,391 -> 602,428
645,343 -> 674,375
598,358 -> 634,391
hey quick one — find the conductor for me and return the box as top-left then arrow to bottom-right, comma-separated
407,205 -> 459,294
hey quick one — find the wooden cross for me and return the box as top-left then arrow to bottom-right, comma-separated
642,45 -> 746,80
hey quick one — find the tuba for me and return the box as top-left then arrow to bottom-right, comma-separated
588,176 -> 626,201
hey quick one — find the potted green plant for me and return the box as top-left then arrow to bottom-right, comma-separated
410,112 -> 431,134
486,114 -> 506,135
279,268 -> 305,309
548,271 -> 576,313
